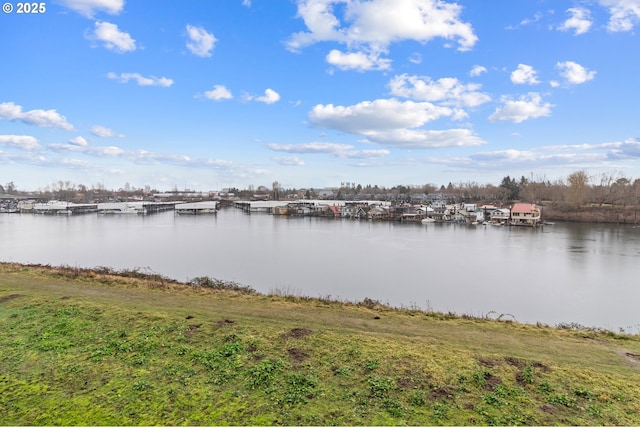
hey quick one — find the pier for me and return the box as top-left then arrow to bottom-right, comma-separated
175,201 -> 218,215
234,200 -> 289,213
31,201 -> 98,215
96,202 -> 177,215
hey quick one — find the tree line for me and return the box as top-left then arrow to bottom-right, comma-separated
3,170 -> 640,207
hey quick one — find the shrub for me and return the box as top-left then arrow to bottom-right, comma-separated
188,276 -> 256,294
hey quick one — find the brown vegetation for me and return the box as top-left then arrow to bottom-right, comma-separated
542,203 -> 640,224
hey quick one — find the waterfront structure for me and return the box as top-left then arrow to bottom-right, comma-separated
490,208 -> 511,224
2,195 -> 543,227
510,203 -> 542,226
32,201 -> 98,215
174,201 -> 218,215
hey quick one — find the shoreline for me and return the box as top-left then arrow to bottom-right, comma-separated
2,261 -> 636,336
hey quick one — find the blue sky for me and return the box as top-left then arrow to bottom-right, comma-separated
1,0 -> 639,192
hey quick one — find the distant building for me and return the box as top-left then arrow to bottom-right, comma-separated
318,189 -> 336,199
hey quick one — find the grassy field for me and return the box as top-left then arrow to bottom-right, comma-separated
1,262 -> 640,425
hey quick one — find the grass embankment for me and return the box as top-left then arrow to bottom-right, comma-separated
1,263 -> 640,425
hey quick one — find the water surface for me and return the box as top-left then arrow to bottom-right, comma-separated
1,208 -> 638,332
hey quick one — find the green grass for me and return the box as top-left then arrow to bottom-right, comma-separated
1,262 -> 640,425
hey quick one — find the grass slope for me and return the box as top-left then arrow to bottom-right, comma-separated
1,263 -> 640,425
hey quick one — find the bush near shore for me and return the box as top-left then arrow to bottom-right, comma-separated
1,263 -> 640,425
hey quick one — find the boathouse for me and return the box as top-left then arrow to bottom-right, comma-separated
510,203 -> 541,226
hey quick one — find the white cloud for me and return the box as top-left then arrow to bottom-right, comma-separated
69,136 -> 88,146
242,0 -> 251,6
519,12 -> 543,27
91,125 -> 123,137
267,142 -> 390,158
468,149 -> 603,166
308,98 -> 485,148
268,142 -> 353,154
342,149 -> 391,159
0,135 -> 41,150
96,146 -> 125,156
388,74 -> 491,107
606,138 -> 640,158
185,25 -> 217,58
57,0 -> 124,18
273,156 -> 305,166
470,65 -> 487,77
60,158 -> 93,168
326,49 -> 391,71
408,53 -> 422,64
510,64 -> 540,85
49,142 -> 125,156
108,72 -> 174,87
14,138 -> 265,182
287,0 -> 477,70
0,101 -> 74,130
309,98 -> 453,134
246,88 -> 280,104
426,144 -> 615,173
470,149 -> 540,163
363,128 -> 485,148
203,85 -> 233,101
89,21 -> 136,53
598,0 -> 640,31
556,61 -> 596,85
558,7 -> 593,35
129,150 -> 260,176
488,93 -> 553,123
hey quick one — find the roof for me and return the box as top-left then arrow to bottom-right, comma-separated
511,203 -> 539,213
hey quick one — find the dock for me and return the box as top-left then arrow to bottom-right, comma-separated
234,200 -> 289,213
31,201 -> 98,215
97,202 -> 176,215
175,201 -> 218,215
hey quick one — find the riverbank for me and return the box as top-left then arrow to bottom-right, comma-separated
1,263 -> 640,425
541,203 -> 640,224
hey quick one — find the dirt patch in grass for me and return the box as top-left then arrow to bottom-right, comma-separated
0,293 -> 24,303
505,357 -> 551,372
532,361 -> 551,372
540,403 -> 557,414
185,324 -> 201,337
484,374 -> 502,391
616,349 -> 640,368
223,334 -> 238,343
216,319 -> 235,327
504,356 -> 526,368
281,327 -> 312,339
288,348 -> 308,362
397,376 -> 425,389
476,357 -> 500,368
430,386 -> 455,399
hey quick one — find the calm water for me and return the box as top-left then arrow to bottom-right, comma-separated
1,208 -> 639,331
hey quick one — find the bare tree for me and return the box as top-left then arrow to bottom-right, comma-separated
612,176 -> 632,207
592,171 -> 624,206
567,170 -> 589,206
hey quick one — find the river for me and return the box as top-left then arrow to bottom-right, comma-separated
1,207 -> 639,332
